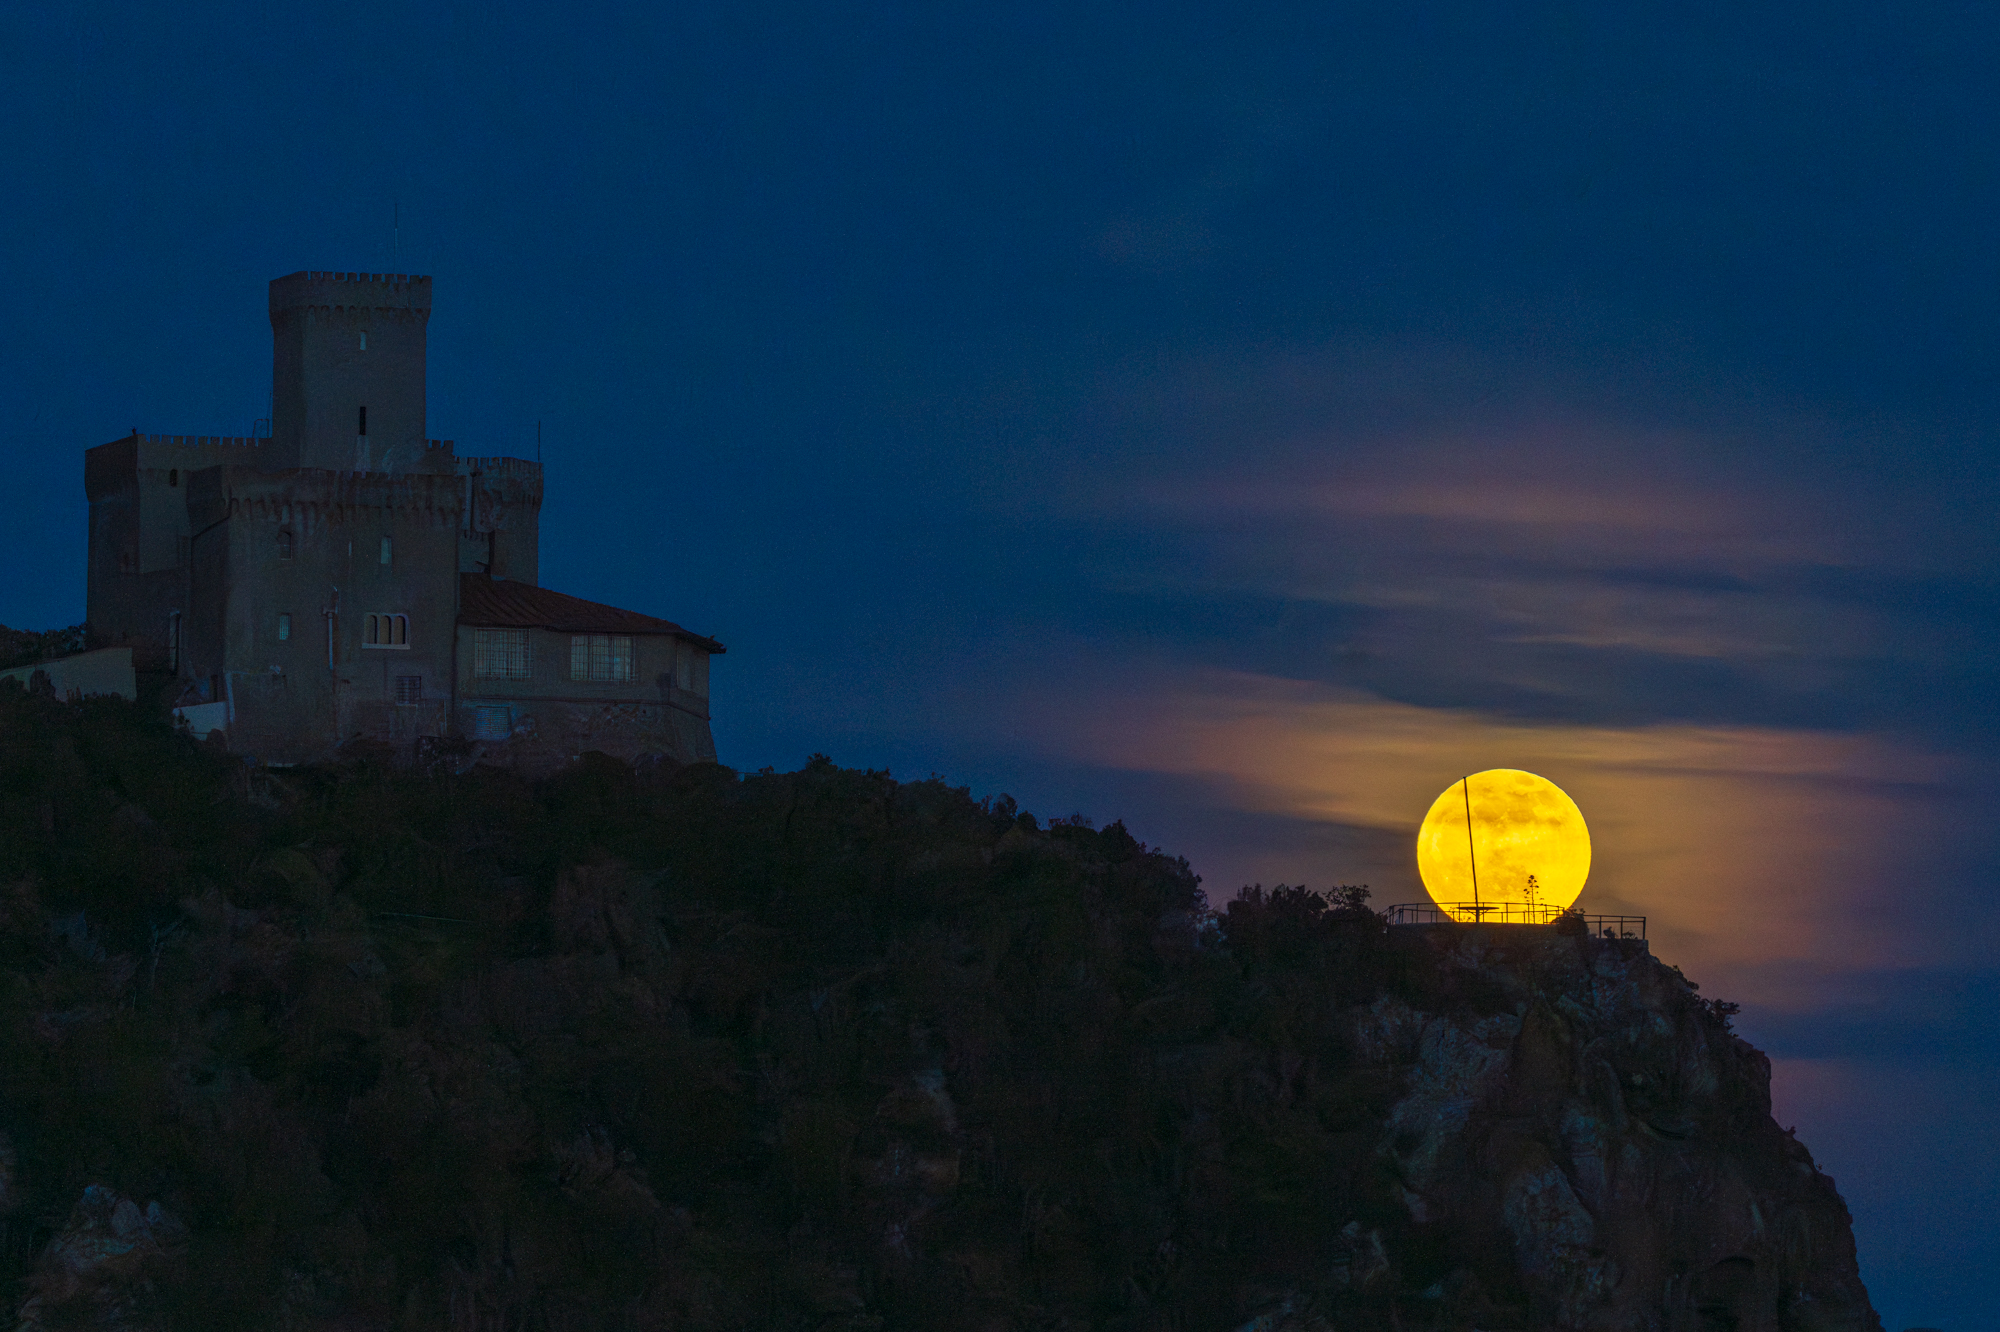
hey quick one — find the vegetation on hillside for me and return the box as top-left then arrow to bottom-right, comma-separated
0,682 -> 1753,1331
0,625 -> 89,672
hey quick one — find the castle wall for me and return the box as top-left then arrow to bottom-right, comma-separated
85,434 -> 268,652
455,457 -> 544,585
453,625 -> 716,771
185,467 -> 463,763
0,647 -> 137,701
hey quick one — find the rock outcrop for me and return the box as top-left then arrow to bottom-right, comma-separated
1303,926 -> 1878,1332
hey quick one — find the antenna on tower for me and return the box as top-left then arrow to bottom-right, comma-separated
393,201 -> 400,268
537,420 -> 542,464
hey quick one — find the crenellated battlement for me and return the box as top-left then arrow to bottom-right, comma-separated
454,456 -> 543,477
299,271 -> 428,284
135,434 -> 268,449
269,270 -> 432,316
185,465 -> 473,532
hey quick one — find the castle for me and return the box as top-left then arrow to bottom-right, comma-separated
79,270 -> 721,770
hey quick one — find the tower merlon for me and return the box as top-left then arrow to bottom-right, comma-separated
269,271 -> 433,318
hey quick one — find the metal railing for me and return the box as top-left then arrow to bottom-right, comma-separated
1385,903 -> 1646,940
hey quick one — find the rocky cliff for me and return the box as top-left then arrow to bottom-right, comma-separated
0,686 -> 1879,1330
1321,925 -> 1877,1331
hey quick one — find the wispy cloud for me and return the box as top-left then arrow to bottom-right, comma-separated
1018,666 -> 1961,999
961,379 -> 2000,1011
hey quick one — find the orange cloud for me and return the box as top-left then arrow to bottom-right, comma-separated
1030,669 -> 1959,1007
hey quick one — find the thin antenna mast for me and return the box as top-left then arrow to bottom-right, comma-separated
393,201 -> 400,268
537,420 -> 542,464
1462,775 -> 1481,916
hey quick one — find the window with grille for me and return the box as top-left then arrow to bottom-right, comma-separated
569,634 -> 634,682
363,613 -> 410,648
393,675 -> 422,706
473,628 -> 531,679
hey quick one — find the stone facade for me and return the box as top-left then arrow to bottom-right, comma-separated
82,270 -> 722,770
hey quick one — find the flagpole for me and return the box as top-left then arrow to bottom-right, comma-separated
1462,775 -> 1481,917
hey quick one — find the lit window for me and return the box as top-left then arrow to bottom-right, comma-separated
277,613 -> 291,641
393,675 -> 422,706
379,536 -> 392,565
277,530 -> 294,559
473,628 -> 531,679
359,330 -> 368,351
569,634 -> 634,682
363,613 -> 410,648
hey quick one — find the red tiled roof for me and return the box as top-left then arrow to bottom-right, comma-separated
458,575 -> 724,652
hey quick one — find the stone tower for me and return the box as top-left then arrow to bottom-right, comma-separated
268,272 -> 434,473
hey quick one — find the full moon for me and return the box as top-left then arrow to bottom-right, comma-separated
1416,769 -> 1591,921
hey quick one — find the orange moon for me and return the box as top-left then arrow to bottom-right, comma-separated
1415,769 -> 1591,920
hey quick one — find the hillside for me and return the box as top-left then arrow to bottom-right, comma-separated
0,682 -> 1879,1330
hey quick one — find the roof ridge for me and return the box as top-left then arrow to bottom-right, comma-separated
456,574 -> 724,652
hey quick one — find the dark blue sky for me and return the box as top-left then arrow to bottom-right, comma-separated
6,3 -> 1997,1324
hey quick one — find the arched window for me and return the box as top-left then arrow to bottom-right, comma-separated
277,530 -> 294,559
363,613 -> 410,649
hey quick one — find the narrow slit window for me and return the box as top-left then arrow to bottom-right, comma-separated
358,405 -> 367,436
277,530 -> 294,559
379,536 -> 392,565
168,469 -> 178,486
359,330 -> 368,351
277,613 -> 291,642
